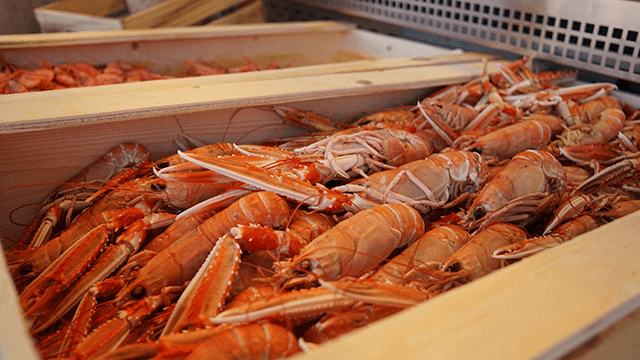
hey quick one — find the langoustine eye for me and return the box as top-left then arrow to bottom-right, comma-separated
131,285 -> 146,299
150,181 -> 167,192
471,205 -> 488,221
445,261 -> 462,273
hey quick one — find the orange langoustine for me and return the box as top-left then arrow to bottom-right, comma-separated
0,58 -> 287,94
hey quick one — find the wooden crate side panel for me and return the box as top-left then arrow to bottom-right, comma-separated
0,59 -> 497,132
0,87 -> 428,248
0,32 -> 343,71
0,22 -> 453,70
0,28 -> 387,73
34,9 -> 124,33
205,0 -> 265,26
0,22 -> 354,48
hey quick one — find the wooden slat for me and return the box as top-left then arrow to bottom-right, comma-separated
161,0 -> 250,27
0,21 -> 353,48
0,252 -> 39,360
0,57 -> 503,132
121,0 -> 247,28
296,211 -> 640,360
39,0 -> 127,16
206,0 -> 265,25
34,0 -> 127,32
35,0 -> 286,32
34,9 -> 125,33
3,52 -> 491,90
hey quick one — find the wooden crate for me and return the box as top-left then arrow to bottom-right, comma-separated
2,58 -> 639,360
34,0 -> 263,32
0,54 -> 499,238
0,21 -> 453,83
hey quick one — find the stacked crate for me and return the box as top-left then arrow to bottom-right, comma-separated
34,0 -> 264,32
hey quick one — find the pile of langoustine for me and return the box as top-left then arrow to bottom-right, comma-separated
0,58 -> 285,94
6,57 -> 640,359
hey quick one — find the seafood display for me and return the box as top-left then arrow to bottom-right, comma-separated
0,59 -> 286,94
5,56 -> 640,360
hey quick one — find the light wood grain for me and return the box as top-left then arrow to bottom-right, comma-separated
0,252 -> 39,360
0,21 -> 354,47
206,0 -> 264,25
122,0 -> 247,28
34,7 -> 124,32
161,0 -> 250,27
34,0 -> 128,32
38,0 -> 126,16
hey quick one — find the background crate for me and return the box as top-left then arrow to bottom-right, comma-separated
34,0 -> 263,32
0,21 -> 456,87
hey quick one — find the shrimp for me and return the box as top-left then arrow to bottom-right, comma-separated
431,223 -> 529,289
492,215 -> 598,259
17,142 -> 151,249
275,203 -> 425,286
466,150 -> 567,230
115,191 -> 291,305
458,119 -> 552,159
335,150 -> 488,213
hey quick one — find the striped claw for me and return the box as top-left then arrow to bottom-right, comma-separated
162,233 -> 241,334
320,279 -> 436,308
576,158 -> 640,194
178,150 -> 351,211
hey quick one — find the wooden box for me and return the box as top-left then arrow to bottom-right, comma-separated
34,0 -> 263,32
2,57 -> 639,360
0,21 -> 453,87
